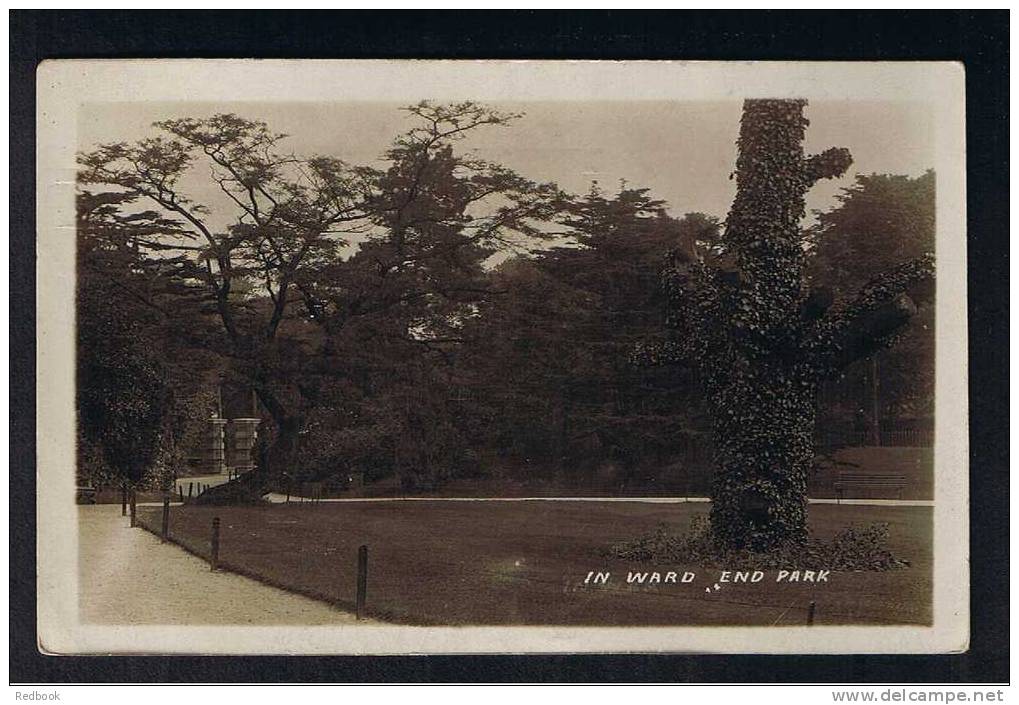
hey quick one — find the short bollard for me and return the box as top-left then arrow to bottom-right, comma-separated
129,490 -> 137,528
210,517 -> 221,571
356,545 -> 369,620
121,482 -> 127,516
160,497 -> 170,542
807,600 -> 816,626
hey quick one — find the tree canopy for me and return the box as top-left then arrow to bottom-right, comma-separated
76,101 -> 936,522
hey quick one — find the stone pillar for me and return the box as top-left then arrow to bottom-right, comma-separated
191,417 -> 227,475
227,418 -> 260,477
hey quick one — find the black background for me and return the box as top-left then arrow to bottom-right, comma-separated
9,10 -> 1009,684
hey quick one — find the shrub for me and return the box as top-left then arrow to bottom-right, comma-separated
608,518 -> 908,571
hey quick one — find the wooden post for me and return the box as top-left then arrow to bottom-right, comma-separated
129,490 -> 137,528
356,544 -> 368,620
121,482 -> 127,516
807,600 -> 816,626
161,497 -> 170,542
211,517 -> 221,571
870,356 -> 881,446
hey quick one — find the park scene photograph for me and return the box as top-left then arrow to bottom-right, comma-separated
71,92 -> 940,632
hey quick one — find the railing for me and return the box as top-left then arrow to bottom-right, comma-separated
672,424 -> 933,465
816,429 -> 933,449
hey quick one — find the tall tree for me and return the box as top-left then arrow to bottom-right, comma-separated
809,171 -> 936,426
78,103 -> 563,501
279,102 -> 565,493
457,187 -> 717,487
79,114 -> 368,500
651,100 -> 934,551
76,190 -> 216,490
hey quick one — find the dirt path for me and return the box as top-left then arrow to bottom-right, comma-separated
78,505 -> 358,625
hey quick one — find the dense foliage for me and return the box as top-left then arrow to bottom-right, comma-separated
453,188 -> 717,489
76,101 -> 934,524
810,171 -> 936,427
76,190 -> 218,490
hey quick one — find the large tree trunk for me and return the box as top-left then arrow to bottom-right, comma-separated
702,99 -> 850,551
708,361 -> 815,551
265,414 -> 301,489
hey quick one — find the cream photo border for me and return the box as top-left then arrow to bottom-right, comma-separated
36,59 -> 968,655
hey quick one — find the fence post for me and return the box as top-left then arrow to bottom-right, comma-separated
211,517 -> 221,571
356,544 -> 368,620
188,482 -> 193,499
121,482 -> 127,516
807,600 -> 816,626
179,486 -> 184,503
129,489 -> 137,527
161,496 -> 170,542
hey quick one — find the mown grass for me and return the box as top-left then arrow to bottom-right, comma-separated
137,500 -> 931,626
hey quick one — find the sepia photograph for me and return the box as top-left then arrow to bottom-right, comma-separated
34,59 -> 968,655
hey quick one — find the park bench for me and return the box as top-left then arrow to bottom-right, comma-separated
833,472 -> 906,502
76,486 -> 97,504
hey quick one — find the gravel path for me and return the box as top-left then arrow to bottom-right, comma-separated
78,505 -> 357,625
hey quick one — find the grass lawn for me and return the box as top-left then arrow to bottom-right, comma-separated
137,501 -> 931,626
271,446 -> 932,501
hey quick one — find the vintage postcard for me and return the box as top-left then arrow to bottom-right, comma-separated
36,60 -> 968,654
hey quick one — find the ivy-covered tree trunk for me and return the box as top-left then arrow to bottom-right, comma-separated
706,100 -> 849,550
708,360 -> 817,551
656,99 -> 933,552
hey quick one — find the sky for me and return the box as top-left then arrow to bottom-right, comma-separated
79,99 -> 934,237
